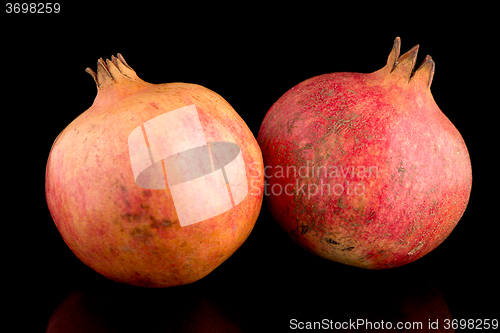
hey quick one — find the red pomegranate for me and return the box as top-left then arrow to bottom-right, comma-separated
257,37 -> 472,269
45,54 -> 264,287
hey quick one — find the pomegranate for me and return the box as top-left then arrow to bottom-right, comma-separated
45,54 -> 264,287
257,37 -> 472,269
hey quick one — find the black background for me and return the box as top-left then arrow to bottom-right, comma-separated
3,4 -> 497,332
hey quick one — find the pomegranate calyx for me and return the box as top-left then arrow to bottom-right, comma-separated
385,37 -> 435,89
393,44 -> 419,82
85,53 -> 138,90
412,55 -> 435,89
386,36 -> 401,72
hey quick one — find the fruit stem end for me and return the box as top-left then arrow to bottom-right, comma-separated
85,54 -> 137,89
385,37 -> 436,90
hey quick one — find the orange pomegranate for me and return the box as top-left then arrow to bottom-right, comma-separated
45,54 -> 264,287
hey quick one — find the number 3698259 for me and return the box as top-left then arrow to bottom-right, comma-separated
6,3 -> 60,13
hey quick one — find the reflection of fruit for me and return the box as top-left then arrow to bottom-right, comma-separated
351,283 -> 454,333
176,297 -> 243,333
258,37 -> 472,269
45,54 -> 264,287
319,278 -> 455,332
46,285 -> 243,332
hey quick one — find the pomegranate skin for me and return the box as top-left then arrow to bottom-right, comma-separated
258,38 -> 472,269
45,54 -> 264,287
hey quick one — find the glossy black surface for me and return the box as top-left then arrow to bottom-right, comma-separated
3,5 -> 496,331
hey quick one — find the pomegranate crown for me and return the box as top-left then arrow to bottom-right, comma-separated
85,53 -> 139,89
385,37 -> 435,89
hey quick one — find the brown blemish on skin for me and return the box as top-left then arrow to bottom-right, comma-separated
130,226 -> 152,242
325,238 -> 340,245
161,219 -> 176,227
407,241 -> 425,255
149,215 -> 158,227
121,212 -> 143,223
149,215 -> 177,228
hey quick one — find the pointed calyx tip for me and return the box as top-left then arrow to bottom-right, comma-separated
387,37 -> 401,72
413,54 -> 435,89
386,37 -> 435,89
86,54 -> 137,89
